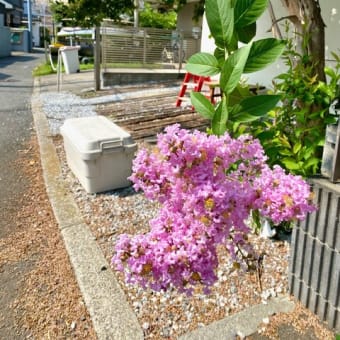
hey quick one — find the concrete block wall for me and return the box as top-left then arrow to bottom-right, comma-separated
288,178 -> 340,332
0,26 -> 11,57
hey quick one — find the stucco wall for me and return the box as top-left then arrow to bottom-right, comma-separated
200,0 -> 340,88
0,26 -> 11,57
11,29 -> 30,52
177,2 -> 202,32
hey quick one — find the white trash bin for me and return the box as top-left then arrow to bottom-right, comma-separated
60,46 -> 80,74
60,116 -> 138,193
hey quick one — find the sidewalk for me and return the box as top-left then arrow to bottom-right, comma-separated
32,70 -> 329,340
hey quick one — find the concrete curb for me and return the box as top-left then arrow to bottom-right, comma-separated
179,296 -> 294,339
32,77 -> 143,340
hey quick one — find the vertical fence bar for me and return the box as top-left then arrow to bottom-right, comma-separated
143,28 -> 147,65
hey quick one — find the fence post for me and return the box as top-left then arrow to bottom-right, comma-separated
94,25 -> 101,91
143,28 -> 147,65
178,31 -> 183,72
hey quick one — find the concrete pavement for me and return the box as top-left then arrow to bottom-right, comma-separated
32,70 -> 296,339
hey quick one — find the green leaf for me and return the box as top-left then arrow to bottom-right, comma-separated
278,149 -> 293,156
277,136 -> 291,148
214,47 -> 226,66
304,157 -> 320,169
325,67 -> 336,79
236,22 -> 256,43
235,0 -> 269,27
220,43 -> 252,94
206,0 -> 234,49
281,158 -> 301,170
212,97 -> 228,135
256,130 -> 275,141
231,94 -> 281,122
190,92 -> 215,119
228,84 -> 254,106
244,38 -> 285,73
293,142 -> 302,154
186,52 -> 220,76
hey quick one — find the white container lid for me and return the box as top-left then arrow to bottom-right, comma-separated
59,45 -> 81,51
61,116 -> 135,159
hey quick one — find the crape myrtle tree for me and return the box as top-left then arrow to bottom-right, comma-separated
111,0 -> 317,295
279,0 -> 325,82
184,0 -> 332,176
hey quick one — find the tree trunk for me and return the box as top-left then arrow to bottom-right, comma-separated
280,0 -> 326,82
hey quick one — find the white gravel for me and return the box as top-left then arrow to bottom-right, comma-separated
40,86 -> 179,135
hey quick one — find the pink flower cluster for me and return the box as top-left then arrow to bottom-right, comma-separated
112,124 -> 316,294
253,165 -> 316,224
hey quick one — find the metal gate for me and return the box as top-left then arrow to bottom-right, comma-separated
101,23 -> 200,71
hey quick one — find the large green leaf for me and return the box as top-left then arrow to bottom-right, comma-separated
214,47 -> 226,66
212,97 -> 228,135
228,84 -> 254,106
235,0 -> 268,27
231,94 -> 281,122
243,38 -> 285,73
190,92 -> 215,119
220,43 -> 252,94
206,0 -> 234,49
236,22 -> 256,43
281,158 -> 301,171
186,52 -> 220,76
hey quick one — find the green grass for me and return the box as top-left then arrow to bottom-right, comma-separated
32,63 -> 56,76
105,62 -> 165,69
32,61 -> 94,77
32,60 -> 168,77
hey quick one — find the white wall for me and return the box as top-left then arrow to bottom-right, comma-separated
200,0 -> 340,88
177,2 -> 201,32
32,22 -> 40,46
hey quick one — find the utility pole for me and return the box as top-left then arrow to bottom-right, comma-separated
27,0 -> 33,52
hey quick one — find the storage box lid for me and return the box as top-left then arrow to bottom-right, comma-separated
61,116 -> 136,159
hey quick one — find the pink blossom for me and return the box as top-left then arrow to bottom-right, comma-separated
112,124 -> 316,294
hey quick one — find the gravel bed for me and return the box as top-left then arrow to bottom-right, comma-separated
54,136 -> 291,339
42,86 -> 290,338
39,85 -> 180,136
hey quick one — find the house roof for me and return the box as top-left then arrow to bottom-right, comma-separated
0,0 -> 13,9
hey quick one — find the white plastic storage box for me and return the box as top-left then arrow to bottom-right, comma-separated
60,116 -> 137,193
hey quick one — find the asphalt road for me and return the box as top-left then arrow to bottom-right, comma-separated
0,50 -> 44,237
0,49 -> 44,338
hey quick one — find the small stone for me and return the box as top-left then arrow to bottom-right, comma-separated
161,326 -> 171,337
70,321 -> 76,330
230,286 -> 238,294
236,330 -> 245,339
142,322 -> 150,330
263,317 -> 270,324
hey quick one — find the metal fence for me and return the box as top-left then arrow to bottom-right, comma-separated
101,23 -> 201,70
288,178 -> 340,332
